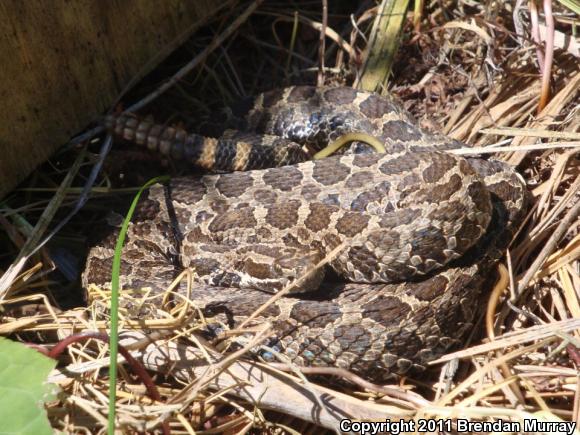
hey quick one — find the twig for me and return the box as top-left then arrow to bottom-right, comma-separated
432,318 -> 580,363
486,265 -> 527,404
263,12 -> 356,60
134,335 -> 413,431
449,141 -> 580,155
538,0 -> 555,112
350,13 -> 368,45
264,364 -> 430,408
479,127 -> 580,140
529,0 -> 545,74
317,0 -> 328,86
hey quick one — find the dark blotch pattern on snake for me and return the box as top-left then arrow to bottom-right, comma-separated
86,86 -> 528,381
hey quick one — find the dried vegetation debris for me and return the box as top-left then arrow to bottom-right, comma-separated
0,0 -> 578,433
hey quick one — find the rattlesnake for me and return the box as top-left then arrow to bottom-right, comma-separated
84,86 -> 528,381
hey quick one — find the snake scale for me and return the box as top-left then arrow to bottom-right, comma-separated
84,86 -> 528,381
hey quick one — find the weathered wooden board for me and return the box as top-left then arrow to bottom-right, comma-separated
0,0 -> 228,199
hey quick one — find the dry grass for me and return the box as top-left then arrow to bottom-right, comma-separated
0,0 -> 578,433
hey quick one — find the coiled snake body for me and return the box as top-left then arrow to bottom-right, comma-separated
85,86 -> 528,380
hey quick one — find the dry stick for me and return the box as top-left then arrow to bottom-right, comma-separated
263,12 -> 356,60
538,0 -> 555,112
147,328 -> 347,434
506,251 -> 517,304
480,127 -> 580,140
503,300 -> 580,371
136,337 -> 413,432
317,0 -> 328,87
517,195 -> 580,295
350,9 -> 370,46
264,364 -> 431,408
529,0 -> 545,74
159,326 -> 274,412
331,3 -> 368,71
430,318 -> 580,363
451,141 -> 580,156
485,264 -> 527,404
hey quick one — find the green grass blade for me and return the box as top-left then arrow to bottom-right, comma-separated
556,0 -> 580,14
108,175 -> 169,435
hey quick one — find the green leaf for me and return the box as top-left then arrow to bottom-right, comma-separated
0,338 -> 58,435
